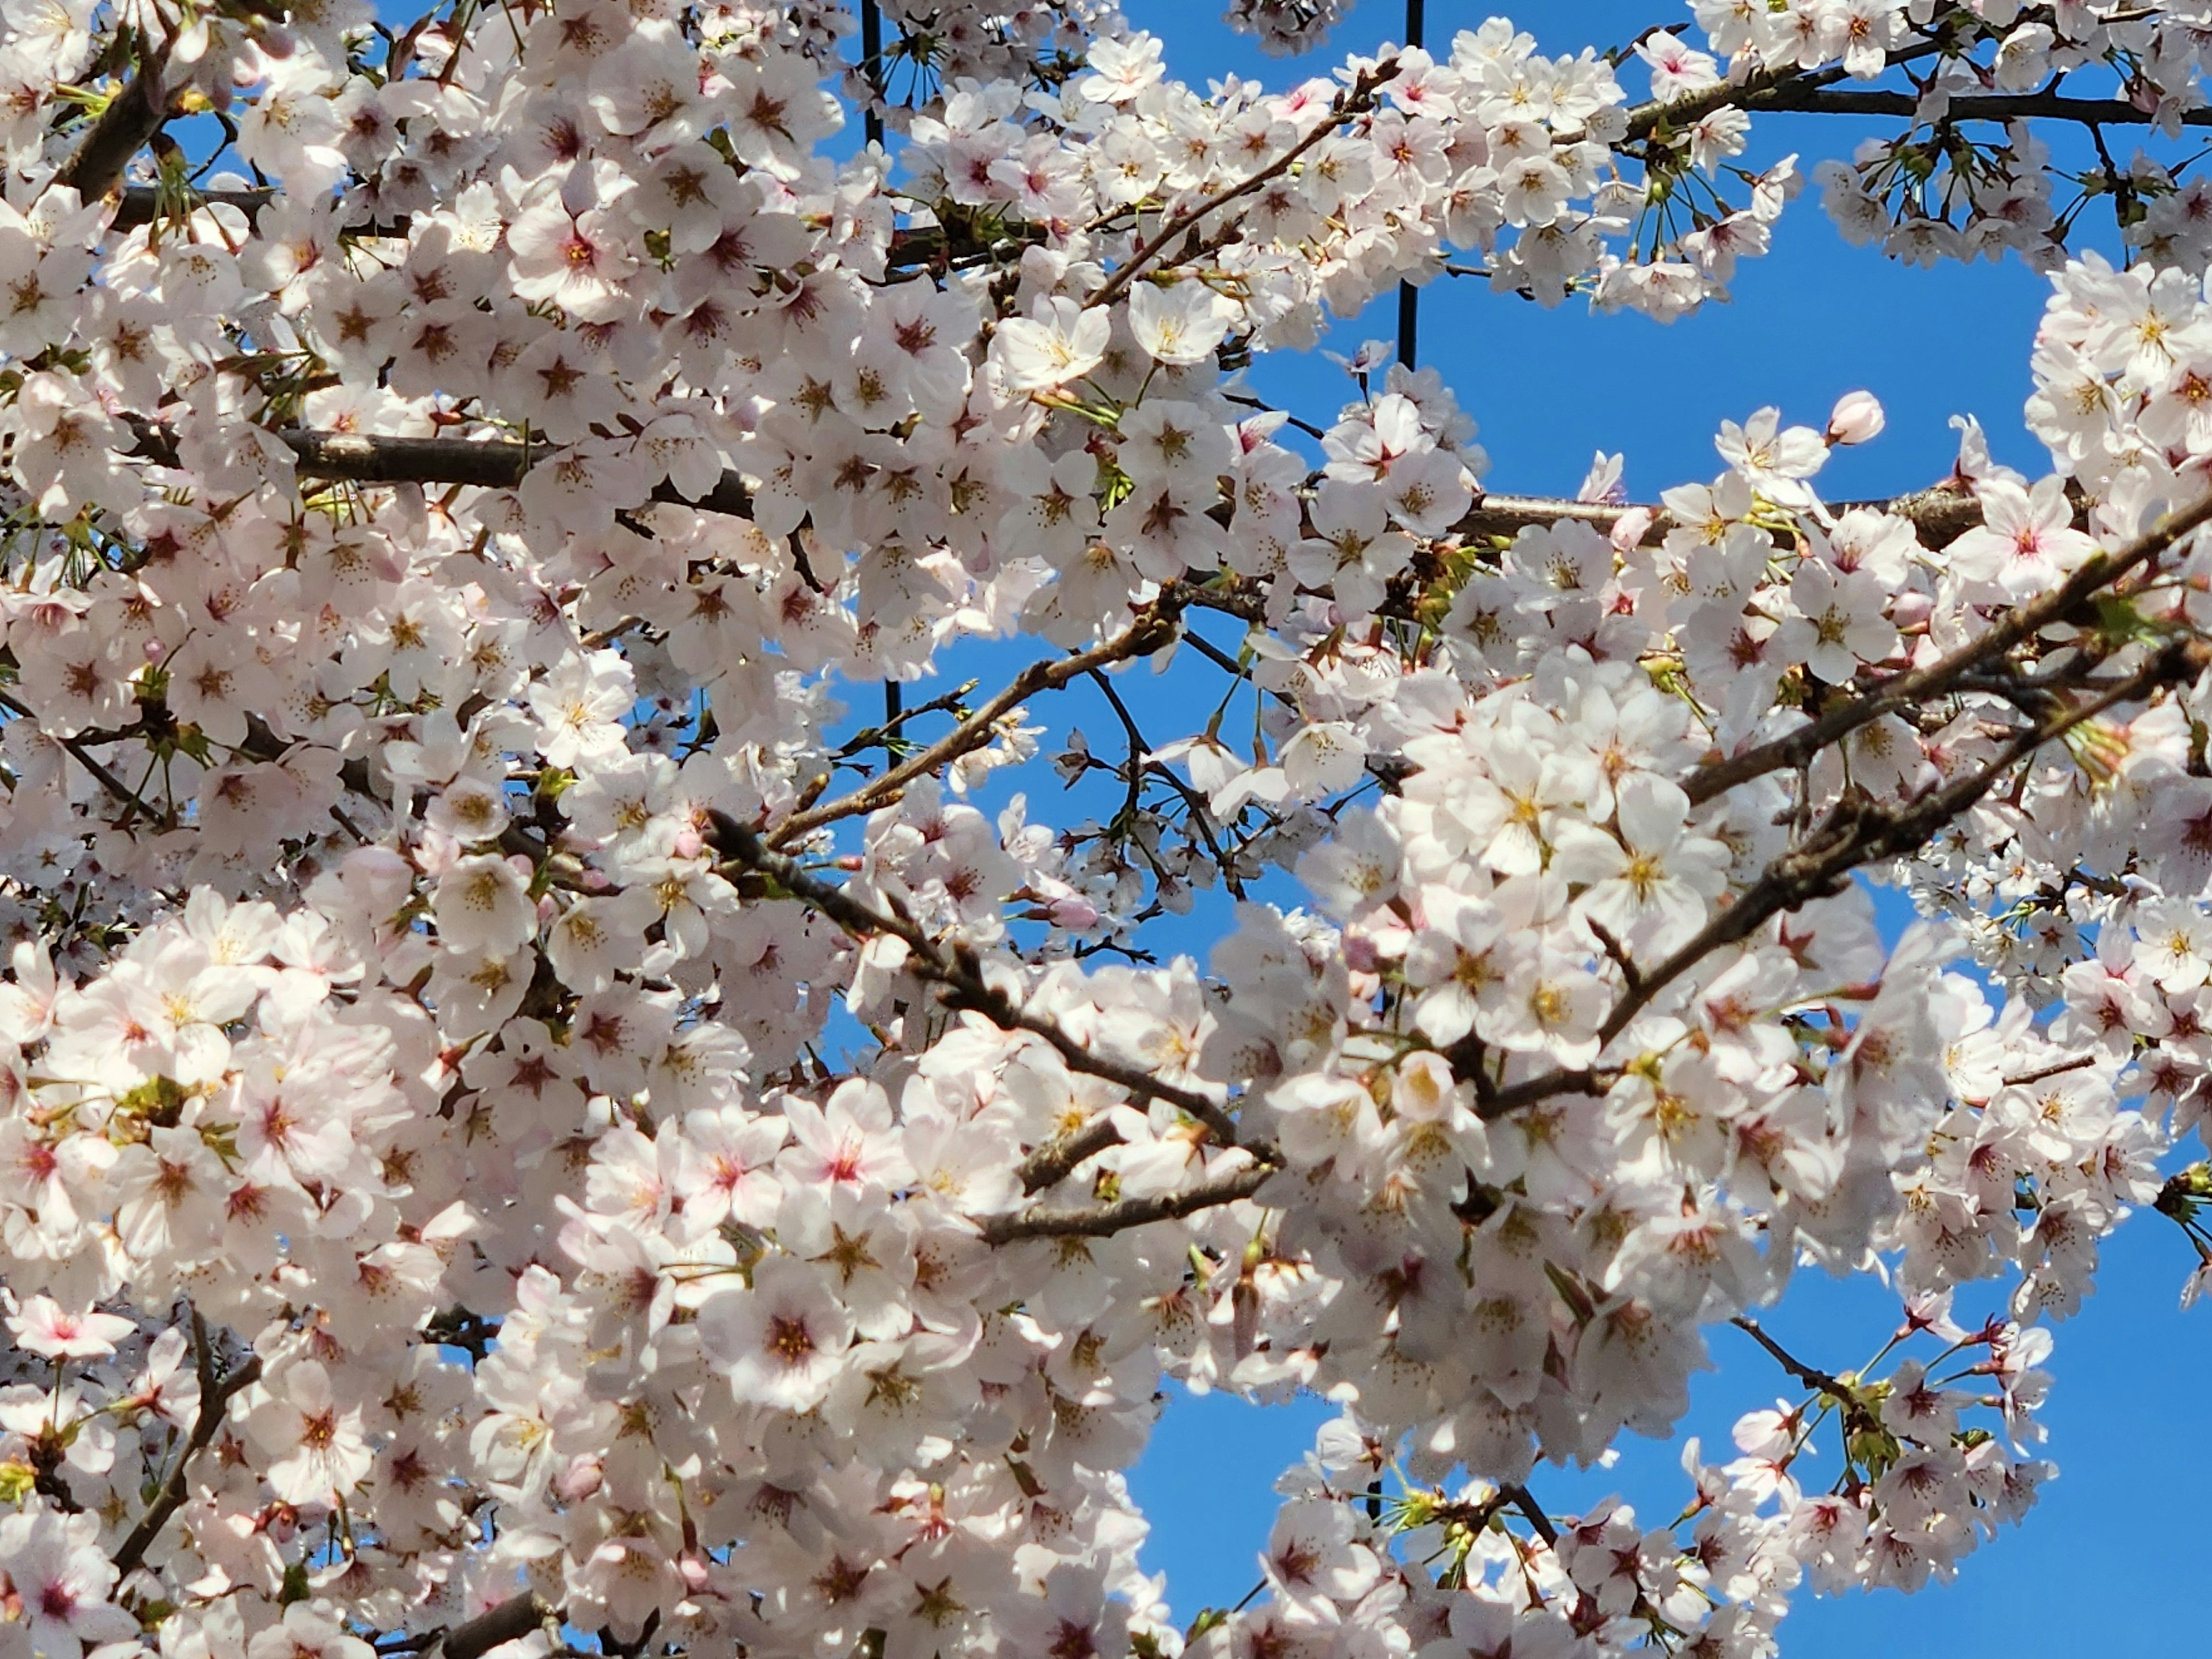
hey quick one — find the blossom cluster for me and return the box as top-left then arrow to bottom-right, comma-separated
0,6 -> 2206,1659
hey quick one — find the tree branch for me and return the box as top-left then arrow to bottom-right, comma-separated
112,1310 -> 261,1577
0,687 -> 142,808
704,809 -> 1259,1153
1088,58 -> 1400,312
1747,85 -> 2212,128
1619,33 -> 1951,143
113,184 -> 274,229
1501,1483 -> 1558,1547
1015,1115 -> 1127,1194
55,42 -> 173,203
766,596 -> 1185,847
979,1160 -> 1276,1243
1469,635 -> 2207,1116
439,1595 -> 560,1659
1457,483 -> 1986,550
120,422 -> 1998,565
130,425 -> 757,518
1730,1315 -> 1858,1401
1683,486 -> 2212,806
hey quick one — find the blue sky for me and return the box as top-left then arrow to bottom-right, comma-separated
1109,2 -> 2212,1650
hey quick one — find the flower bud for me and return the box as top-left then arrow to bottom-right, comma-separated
554,1455 -> 603,1503
1609,506 -> 1657,552
1049,893 -> 1100,931
1827,391 -> 1885,446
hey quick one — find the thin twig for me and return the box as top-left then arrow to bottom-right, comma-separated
0,688 -> 140,806
1683,487 -> 2212,806
704,810 -> 1256,1151
1730,1315 -> 1857,1400
768,598 -> 1185,847
1088,58 -> 1400,312
112,1310 -> 262,1576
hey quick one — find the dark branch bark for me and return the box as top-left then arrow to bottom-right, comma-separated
1747,85 -> 2212,127
112,1311 -> 260,1577
704,808 -> 1261,1154
440,1594 -> 559,1659
1016,1115 -> 1127,1193
1501,1483 -> 1559,1547
1730,1315 -> 1859,1401
113,184 -> 273,228
1683,487 -> 2212,806
122,423 -> 1991,560
1459,483 -> 1986,550
1468,634 -> 2208,1116
111,185 -> 411,238
55,45 -> 172,203
980,1161 -> 1276,1243
1619,34 -> 1951,142
0,686 -> 140,806
128,425 -> 762,517
766,596 -> 1184,846
1088,58 -> 1399,311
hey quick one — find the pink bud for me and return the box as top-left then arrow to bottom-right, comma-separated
1609,506 -> 1657,553
553,1455 -> 603,1503
1826,391 -> 1885,446
672,827 -> 703,859
507,854 -> 535,881
143,639 -> 165,663
1050,894 -> 1100,931
580,868 -> 611,892
1891,590 -> 1933,630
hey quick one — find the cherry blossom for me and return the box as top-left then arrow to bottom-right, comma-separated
0,8 -> 2198,1659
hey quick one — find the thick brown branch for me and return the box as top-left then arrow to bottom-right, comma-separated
1088,59 -> 1399,311
1748,85 -> 2212,127
980,1161 -> 1275,1242
1016,1115 -> 1127,1193
111,184 -> 411,238
1619,34 -> 1950,143
767,597 -> 1185,847
120,425 -> 1993,563
113,184 -> 273,228
55,45 -> 173,203
1457,484 -> 1986,550
704,810 -> 1256,1151
112,1311 -> 261,1577
439,1594 -> 560,1659
130,426 -> 759,519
